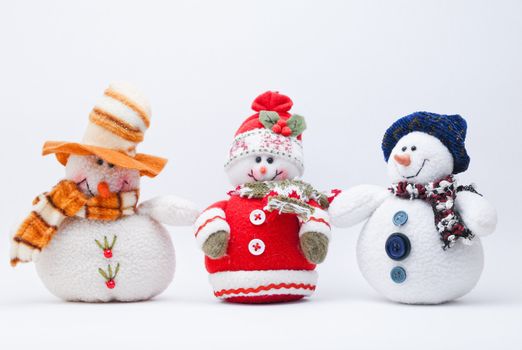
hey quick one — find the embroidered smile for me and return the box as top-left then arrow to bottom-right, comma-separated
248,169 -> 283,182
77,179 -> 130,196
399,159 -> 429,179
77,178 -> 95,196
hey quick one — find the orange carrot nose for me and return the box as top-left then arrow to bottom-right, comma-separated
97,182 -> 111,199
260,166 -> 267,175
394,154 -> 412,166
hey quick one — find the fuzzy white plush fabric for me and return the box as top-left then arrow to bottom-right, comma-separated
28,155 -> 198,302
455,191 -> 497,237
226,154 -> 301,186
329,131 -> 497,304
138,196 -> 199,226
330,185 -> 390,227
209,270 -> 318,299
65,155 -> 141,195
35,215 -> 175,302
387,132 -> 454,184
356,195 -> 484,304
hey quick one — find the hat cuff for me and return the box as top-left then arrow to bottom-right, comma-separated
225,129 -> 304,173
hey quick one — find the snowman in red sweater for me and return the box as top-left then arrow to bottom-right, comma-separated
194,91 -> 331,303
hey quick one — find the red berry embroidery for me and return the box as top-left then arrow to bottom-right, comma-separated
277,119 -> 287,127
281,126 -> 292,136
98,263 -> 120,290
104,249 -> 113,259
95,235 -> 117,259
272,124 -> 282,134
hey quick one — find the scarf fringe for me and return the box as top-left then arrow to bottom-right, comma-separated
390,175 -> 475,250
229,179 -> 327,219
264,196 -> 315,220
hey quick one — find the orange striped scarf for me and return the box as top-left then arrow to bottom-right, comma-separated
12,180 -> 138,261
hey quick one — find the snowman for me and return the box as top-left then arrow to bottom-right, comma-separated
194,91 -> 332,303
10,83 -> 198,302
329,112 -> 497,304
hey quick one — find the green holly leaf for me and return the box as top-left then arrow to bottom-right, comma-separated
110,235 -> 117,249
98,268 -> 108,281
287,114 -> 306,136
94,239 -> 103,250
259,110 -> 280,129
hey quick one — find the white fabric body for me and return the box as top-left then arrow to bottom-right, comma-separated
35,214 -> 175,302
357,196 -> 484,304
209,270 -> 318,298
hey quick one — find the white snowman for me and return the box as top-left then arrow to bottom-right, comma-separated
10,83 -> 198,302
329,112 -> 497,304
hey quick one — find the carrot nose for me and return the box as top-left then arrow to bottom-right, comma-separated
97,182 -> 111,199
260,166 -> 267,175
394,154 -> 411,166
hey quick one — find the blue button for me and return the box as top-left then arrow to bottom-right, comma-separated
390,266 -> 407,284
385,233 -> 411,261
393,211 -> 408,226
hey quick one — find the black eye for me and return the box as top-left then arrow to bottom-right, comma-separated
401,146 -> 407,152
255,156 -> 262,163
411,146 -> 417,151
108,163 -> 115,168
96,159 -> 104,166
267,157 -> 274,164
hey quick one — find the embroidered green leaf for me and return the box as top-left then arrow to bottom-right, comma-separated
95,239 -> 104,250
114,263 -> 120,278
108,264 -> 113,278
98,268 -> 109,281
259,110 -> 280,129
104,236 -> 109,249
110,235 -> 117,249
287,114 -> 306,136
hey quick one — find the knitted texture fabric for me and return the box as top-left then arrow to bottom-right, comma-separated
11,180 -> 138,264
389,175 -> 474,249
228,179 -> 329,220
382,112 -> 470,174
42,82 -> 167,178
226,91 -> 306,173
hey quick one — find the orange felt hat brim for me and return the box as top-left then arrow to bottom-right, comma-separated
42,141 -> 168,178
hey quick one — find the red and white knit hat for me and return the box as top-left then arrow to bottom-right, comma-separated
225,91 -> 306,175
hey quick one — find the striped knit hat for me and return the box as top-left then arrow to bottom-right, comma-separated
225,91 -> 306,175
43,83 -> 167,177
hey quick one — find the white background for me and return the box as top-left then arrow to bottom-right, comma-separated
1,0 -> 521,349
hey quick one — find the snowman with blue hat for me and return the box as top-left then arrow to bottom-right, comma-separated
329,112 -> 497,304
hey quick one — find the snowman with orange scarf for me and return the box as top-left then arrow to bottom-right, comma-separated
10,83 -> 198,302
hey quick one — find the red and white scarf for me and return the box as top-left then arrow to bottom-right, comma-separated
389,175 -> 476,250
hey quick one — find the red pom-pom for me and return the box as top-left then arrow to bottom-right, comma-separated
272,125 -> 282,134
252,91 -> 293,113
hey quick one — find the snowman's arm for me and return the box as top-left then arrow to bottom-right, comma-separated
138,196 -> 199,226
299,202 -> 331,240
194,200 -> 230,249
329,185 -> 390,227
455,190 -> 497,237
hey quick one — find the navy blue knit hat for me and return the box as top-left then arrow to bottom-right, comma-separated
382,112 -> 470,174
